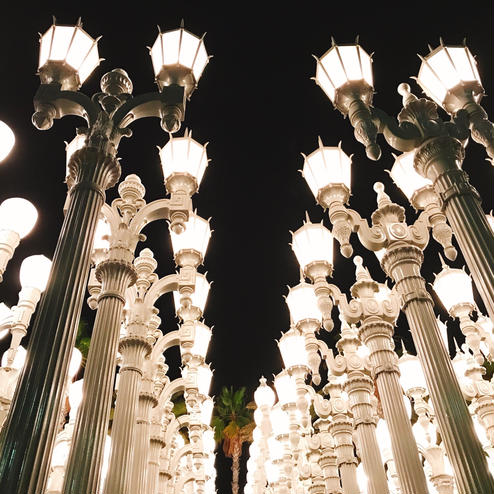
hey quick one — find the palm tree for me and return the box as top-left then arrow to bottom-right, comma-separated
212,386 -> 255,494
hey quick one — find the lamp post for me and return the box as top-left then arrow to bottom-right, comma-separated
0,19 -> 209,494
299,130 -> 493,492
314,40 -> 494,323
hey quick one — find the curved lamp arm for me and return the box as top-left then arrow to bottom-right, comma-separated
32,83 -> 100,130
150,330 -> 180,364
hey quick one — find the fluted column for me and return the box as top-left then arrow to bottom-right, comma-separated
360,319 -> 428,494
148,434 -> 165,494
415,136 -> 494,321
315,419 -> 342,494
345,372 -> 388,494
382,243 -> 494,494
329,414 -> 360,494
63,257 -> 136,494
0,147 -> 120,494
131,386 -> 157,493
103,335 -> 151,494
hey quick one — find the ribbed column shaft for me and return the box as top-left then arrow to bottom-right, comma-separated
131,391 -> 156,493
383,244 -> 494,494
0,148 -> 120,494
103,337 -> 151,494
345,372 -> 388,494
319,448 -> 342,494
415,136 -> 494,321
329,415 -> 360,494
63,259 -> 136,494
148,437 -> 164,494
361,319 -> 429,494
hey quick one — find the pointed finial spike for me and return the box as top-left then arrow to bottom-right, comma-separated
305,211 -> 311,223
428,44 -> 434,53
317,136 -> 324,149
180,18 -> 185,28
438,252 -> 448,270
331,36 -> 336,47
401,339 -> 408,355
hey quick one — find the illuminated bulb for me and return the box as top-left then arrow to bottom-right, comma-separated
0,198 -> 38,238
19,255 -> 52,291
0,121 -> 15,162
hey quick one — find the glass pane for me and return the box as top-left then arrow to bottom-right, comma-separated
162,30 -> 180,65
193,42 -> 208,81
429,49 -> 460,90
418,63 -> 447,104
359,46 -> 373,86
321,48 -> 347,89
78,44 -> 99,84
150,35 -> 163,76
179,30 -> 198,69
340,45 -> 361,81
51,26 -> 76,61
39,26 -> 54,68
66,28 -> 92,69
315,63 -> 335,101
448,47 -> 475,82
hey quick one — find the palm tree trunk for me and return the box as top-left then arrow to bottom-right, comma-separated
231,440 -> 241,494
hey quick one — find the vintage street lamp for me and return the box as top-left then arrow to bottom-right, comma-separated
300,128 -> 492,492
0,18 -> 209,494
315,40 -> 494,327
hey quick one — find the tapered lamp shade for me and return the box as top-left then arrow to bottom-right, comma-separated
93,218 -> 111,251
254,377 -> 276,408
200,396 -> 214,426
433,264 -> 475,312
1,345 -> 26,369
270,405 -> 290,436
285,282 -> 321,325
173,273 -> 210,313
0,121 -> 15,162
0,198 -> 38,238
68,379 -> 84,417
19,255 -> 52,291
315,44 -> 373,103
66,134 -> 87,166
68,348 -> 82,380
292,220 -> 333,271
150,27 -> 208,91
51,440 -> 70,468
38,23 -> 100,89
160,133 -> 208,191
417,44 -> 483,113
303,144 -> 351,199
398,352 -> 427,393
197,364 -> 213,395
170,212 -> 211,258
390,151 -> 432,200
452,350 -> 469,382
183,363 -> 213,396
278,328 -> 308,369
187,321 -> 212,360
274,370 -> 298,406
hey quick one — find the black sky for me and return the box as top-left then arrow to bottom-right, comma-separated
0,2 -> 492,493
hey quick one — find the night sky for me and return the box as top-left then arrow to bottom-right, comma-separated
0,3 -> 492,493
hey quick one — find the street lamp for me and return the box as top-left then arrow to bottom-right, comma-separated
0,18 -> 210,494
0,121 -> 15,163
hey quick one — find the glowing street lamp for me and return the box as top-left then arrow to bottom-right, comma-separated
0,121 -> 15,162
